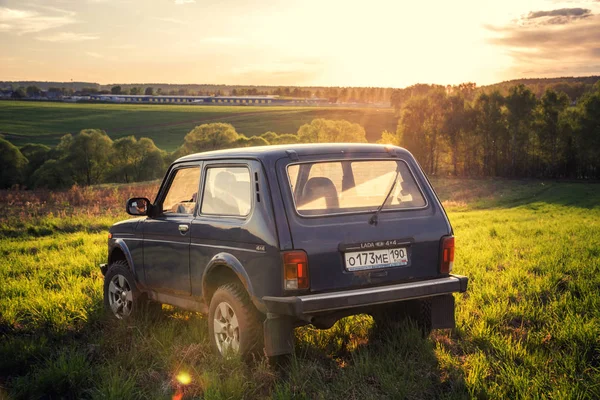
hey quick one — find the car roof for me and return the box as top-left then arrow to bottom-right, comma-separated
174,143 -> 411,164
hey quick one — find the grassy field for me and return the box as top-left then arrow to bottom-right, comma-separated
0,101 -> 396,151
1,179 -> 599,399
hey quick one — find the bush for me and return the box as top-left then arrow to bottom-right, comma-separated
20,143 -> 51,186
32,159 -> 74,189
0,138 -> 28,188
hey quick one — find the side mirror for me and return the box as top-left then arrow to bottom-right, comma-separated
126,197 -> 151,216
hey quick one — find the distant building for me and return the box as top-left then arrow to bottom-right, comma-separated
88,94 -> 329,106
46,91 -> 63,100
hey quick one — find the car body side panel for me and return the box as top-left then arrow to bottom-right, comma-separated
143,216 -> 193,295
262,156 -> 294,250
190,159 -> 281,302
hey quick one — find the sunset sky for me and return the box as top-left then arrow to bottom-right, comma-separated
1,0 -> 599,87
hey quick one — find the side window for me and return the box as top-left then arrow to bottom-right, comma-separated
201,166 -> 252,216
162,167 -> 201,215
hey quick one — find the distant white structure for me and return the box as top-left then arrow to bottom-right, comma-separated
88,94 -> 328,106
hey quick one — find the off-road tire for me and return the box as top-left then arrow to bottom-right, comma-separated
208,282 -> 264,358
103,261 -> 146,320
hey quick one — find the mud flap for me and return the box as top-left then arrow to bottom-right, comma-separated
263,313 -> 295,356
430,294 -> 456,329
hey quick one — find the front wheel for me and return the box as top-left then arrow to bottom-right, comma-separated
208,283 -> 264,358
103,261 -> 144,320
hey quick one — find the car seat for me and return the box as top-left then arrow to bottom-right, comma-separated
300,177 -> 339,209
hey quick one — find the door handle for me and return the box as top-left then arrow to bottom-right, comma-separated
178,224 -> 189,234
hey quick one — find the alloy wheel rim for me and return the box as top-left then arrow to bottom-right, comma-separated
108,274 -> 133,319
213,301 -> 240,355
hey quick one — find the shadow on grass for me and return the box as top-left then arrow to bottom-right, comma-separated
275,315 -> 469,399
1,305 -> 468,399
1,302 -> 279,399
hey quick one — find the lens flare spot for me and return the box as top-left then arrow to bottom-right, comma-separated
176,371 -> 192,385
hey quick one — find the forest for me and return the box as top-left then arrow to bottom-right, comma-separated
385,82 -> 600,179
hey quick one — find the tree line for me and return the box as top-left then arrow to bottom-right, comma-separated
382,82 -> 600,179
0,119 -> 367,189
4,84 -> 395,104
6,78 -> 599,105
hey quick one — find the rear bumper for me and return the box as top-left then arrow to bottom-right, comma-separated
263,274 -> 468,318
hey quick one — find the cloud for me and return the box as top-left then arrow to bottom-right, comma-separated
488,16 -> 600,47
174,0 -> 195,4
36,32 -> 99,42
528,8 -> 591,19
487,14 -> 600,77
0,7 -> 75,34
523,7 -> 592,25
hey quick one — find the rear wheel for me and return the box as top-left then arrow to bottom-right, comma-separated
208,283 -> 264,358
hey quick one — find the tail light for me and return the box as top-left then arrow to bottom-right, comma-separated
440,236 -> 455,274
282,250 -> 309,290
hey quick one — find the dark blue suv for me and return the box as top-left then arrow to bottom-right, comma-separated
101,143 -> 468,357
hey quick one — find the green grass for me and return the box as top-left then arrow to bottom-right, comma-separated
1,179 -> 599,399
0,101 -> 396,151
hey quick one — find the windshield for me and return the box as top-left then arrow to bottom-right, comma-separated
287,160 -> 426,216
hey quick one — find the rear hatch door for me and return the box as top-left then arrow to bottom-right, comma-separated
277,152 -> 451,293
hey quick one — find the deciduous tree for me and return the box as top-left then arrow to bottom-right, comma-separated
297,119 -> 367,143
63,130 -> 114,185
505,84 -> 537,176
181,123 -> 241,154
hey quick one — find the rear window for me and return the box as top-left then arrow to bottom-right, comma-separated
287,160 -> 426,216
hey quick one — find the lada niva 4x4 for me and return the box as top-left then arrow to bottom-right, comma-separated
101,143 -> 468,357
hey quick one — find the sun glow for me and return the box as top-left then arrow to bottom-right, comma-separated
1,0 -> 599,85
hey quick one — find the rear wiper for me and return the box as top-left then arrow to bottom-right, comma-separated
369,168 -> 400,226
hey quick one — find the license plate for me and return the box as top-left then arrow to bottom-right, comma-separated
345,247 -> 408,271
